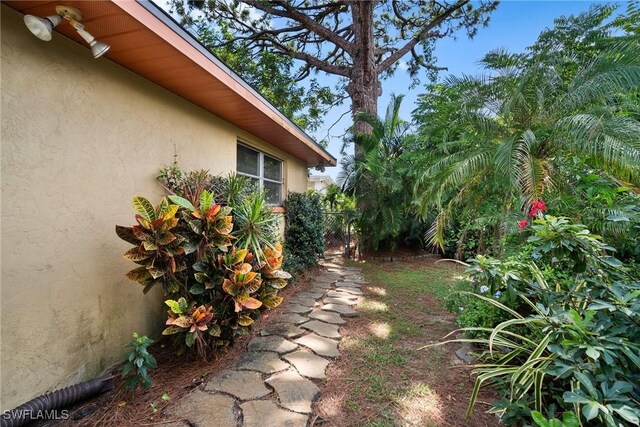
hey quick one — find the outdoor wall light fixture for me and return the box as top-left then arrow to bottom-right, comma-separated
23,5 -> 110,58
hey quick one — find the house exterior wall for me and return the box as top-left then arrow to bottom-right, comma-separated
307,175 -> 335,194
0,6 -> 307,410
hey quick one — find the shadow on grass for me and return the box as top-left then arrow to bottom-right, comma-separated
314,259 -> 496,427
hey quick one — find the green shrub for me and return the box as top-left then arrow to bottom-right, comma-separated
120,333 -> 157,391
446,293 -> 509,338
158,164 -> 254,208
440,216 -> 640,426
283,192 -> 325,272
116,191 -> 290,357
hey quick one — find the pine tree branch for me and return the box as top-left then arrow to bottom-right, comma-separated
243,0 -> 354,55
377,0 -> 470,73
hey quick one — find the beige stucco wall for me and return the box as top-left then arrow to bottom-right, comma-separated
0,5 -> 308,410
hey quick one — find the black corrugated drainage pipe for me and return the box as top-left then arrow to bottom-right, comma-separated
1,374 -> 114,427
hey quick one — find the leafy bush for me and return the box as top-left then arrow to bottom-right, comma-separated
158,163 -> 254,208
283,192 -> 324,273
116,191 -> 290,357
120,333 -> 157,391
446,292 -> 510,338
441,216 -> 640,426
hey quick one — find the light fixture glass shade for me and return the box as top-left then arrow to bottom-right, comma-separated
75,27 -> 110,59
90,40 -> 110,59
23,14 -> 62,41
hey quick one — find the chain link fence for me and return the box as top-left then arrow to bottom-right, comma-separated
323,211 -> 357,258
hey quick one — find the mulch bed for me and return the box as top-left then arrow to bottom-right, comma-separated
41,266 -> 320,427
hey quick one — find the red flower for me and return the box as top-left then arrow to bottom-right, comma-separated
528,199 -> 547,218
518,220 -> 528,229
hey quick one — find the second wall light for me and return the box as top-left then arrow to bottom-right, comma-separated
23,5 -> 110,59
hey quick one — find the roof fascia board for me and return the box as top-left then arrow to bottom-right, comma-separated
111,0 -> 335,166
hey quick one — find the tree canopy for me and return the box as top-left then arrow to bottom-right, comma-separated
412,3 -> 640,255
169,0 -> 498,135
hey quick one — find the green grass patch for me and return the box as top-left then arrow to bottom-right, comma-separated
336,260 -> 467,425
357,262 -> 464,301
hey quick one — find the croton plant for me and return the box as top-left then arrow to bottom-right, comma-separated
116,190 -> 290,357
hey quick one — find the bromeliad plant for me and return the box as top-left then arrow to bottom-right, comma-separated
116,191 -> 290,357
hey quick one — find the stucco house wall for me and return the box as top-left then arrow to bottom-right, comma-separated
0,5 -> 307,410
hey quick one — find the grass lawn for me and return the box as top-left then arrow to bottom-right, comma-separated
313,257 -> 497,427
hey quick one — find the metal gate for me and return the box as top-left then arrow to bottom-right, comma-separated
323,211 -> 356,257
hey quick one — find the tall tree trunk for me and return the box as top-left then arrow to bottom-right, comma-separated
347,1 -> 380,219
347,1 -> 379,141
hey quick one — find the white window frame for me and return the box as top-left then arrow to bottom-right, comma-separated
236,142 -> 284,205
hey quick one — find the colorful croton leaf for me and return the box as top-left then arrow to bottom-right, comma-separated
261,242 -> 291,288
169,191 -> 234,256
222,261 -> 263,313
163,298 -> 218,346
116,196 -> 185,294
117,190 -> 292,357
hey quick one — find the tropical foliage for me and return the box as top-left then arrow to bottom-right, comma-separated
116,191 -> 290,357
439,216 -> 640,426
410,4 -> 640,259
283,191 -> 325,274
340,95 -> 425,252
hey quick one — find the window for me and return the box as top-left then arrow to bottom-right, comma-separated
237,143 -> 283,205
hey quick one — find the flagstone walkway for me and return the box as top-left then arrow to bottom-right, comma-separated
168,259 -> 365,427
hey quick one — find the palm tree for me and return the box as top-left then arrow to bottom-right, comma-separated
414,40 -> 640,251
338,95 -> 421,252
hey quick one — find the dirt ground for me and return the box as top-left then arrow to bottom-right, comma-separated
44,267 -> 320,427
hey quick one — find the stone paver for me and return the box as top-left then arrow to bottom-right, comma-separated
301,320 -> 341,339
205,370 -> 271,400
322,303 -> 358,317
248,336 -> 298,354
170,390 -> 237,427
326,290 -> 358,299
289,296 -> 319,308
334,286 -> 364,296
285,303 -> 314,314
261,323 -> 306,338
177,262 -> 365,426
294,333 -> 340,358
308,310 -> 346,325
312,281 -> 333,289
274,313 -> 309,325
235,351 -> 290,374
266,369 -> 320,413
316,275 -> 340,282
338,280 -> 362,286
283,350 -> 330,379
297,290 -> 325,299
344,277 -> 368,284
241,400 -> 308,427
323,296 -> 358,306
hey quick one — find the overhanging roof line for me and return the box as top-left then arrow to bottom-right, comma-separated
131,0 -> 336,166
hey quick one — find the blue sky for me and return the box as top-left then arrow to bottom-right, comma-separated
155,1 -> 623,180
309,1 -> 622,180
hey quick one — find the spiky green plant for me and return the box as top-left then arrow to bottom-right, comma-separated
414,37 -> 640,250
232,189 -> 280,261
